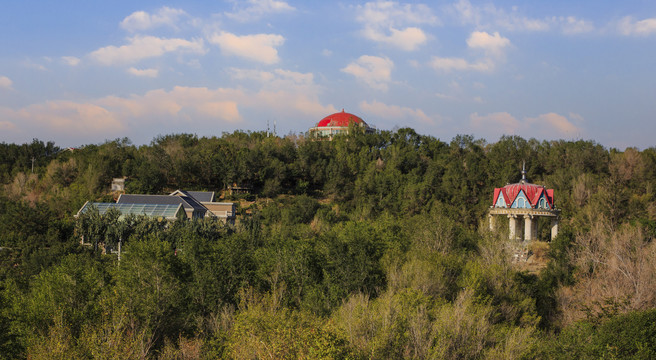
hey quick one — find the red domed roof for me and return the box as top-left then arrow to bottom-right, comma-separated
316,110 -> 366,127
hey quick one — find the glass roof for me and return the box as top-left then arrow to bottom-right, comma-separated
80,202 -> 182,219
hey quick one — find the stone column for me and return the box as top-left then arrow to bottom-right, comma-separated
509,215 -> 516,240
524,215 -> 534,241
509,214 -> 522,240
488,214 -> 495,231
551,218 -> 559,241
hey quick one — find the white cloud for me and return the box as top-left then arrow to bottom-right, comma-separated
225,0 -> 295,22
22,59 -> 47,71
525,113 -> 581,137
435,92 -> 458,101
568,112 -> 584,123
208,31 -> 284,64
0,88 -> 243,144
2,101 -> 126,139
90,35 -> 205,65
342,55 -> 394,90
470,112 -> 520,135
430,31 -> 509,73
228,68 -> 315,90
225,68 -> 334,117
430,57 -> 469,71
429,56 -> 493,72
1,62 -> 339,144
127,67 -> 159,78
356,1 -> 437,51
451,0 -> 480,27
99,68 -> 331,123
469,111 -> 582,140
0,120 -> 17,131
98,87 -> 242,123
120,7 -> 188,32
229,68 -> 276,82
360,100 -> 434,124
466,31 -> 510,57
356,1 -> 438,27
272,69 -> 314,87
559,16 -> 595,35
451,0 -> 594,35
364,26 -> 428,51
61,56 -> 80,66
0,76 -> 13,90
250,90 -> 335,119
451,0 -> 548,31
618,16 -> 656,36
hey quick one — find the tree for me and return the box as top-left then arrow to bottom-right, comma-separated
112,235 -> 190,349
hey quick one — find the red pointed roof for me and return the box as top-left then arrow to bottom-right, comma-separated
495,183 -> 553,207
492,165 -> 555,209
316,110 -> 366,127
496,183 -> 553,208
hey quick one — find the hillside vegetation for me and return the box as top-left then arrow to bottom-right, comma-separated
1,130 -> 655,359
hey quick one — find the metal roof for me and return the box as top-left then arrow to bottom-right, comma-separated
169,189 -> 215,203
117,194 -> 207,214
77,202 -> 183,220
186,191 -> 215,203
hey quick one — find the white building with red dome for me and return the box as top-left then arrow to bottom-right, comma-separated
488,165 -> 560,241
309,110 -> 374,140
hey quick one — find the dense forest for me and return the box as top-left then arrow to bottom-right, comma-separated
1,129 -> 655,359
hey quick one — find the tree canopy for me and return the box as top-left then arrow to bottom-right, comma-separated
1,130 -> 655,359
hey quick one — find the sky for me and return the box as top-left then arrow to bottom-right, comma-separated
1,0 -> 655,149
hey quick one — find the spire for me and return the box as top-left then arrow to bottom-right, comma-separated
521,161 -> 528,183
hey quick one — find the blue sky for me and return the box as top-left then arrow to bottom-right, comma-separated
1,0 -> 655,149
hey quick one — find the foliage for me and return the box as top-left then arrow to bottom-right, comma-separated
538,308 -> 656,359
1,133 -> 656,358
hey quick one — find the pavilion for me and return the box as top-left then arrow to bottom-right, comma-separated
488,165 -> 560,241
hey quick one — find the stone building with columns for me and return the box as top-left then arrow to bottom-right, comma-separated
488,167 -> 559,241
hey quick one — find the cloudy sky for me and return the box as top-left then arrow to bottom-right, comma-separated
1,0 -> 655,149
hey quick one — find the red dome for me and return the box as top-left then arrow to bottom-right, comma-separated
316,110 -> 366,127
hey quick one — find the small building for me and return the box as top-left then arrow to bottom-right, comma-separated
228,183 -> 252,196
488,166 -> 560,241
111,178 -> 126,192
308,110 -> 374,140
78,189 -> 237,224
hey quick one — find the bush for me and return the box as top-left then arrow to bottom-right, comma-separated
539,309 -> 656,359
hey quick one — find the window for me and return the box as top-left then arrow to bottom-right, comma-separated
517,198 -> 527,208
512,191 -> 530,209
495,193 -> 506,208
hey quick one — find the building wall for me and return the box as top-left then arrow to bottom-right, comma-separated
203,202 -> 236,224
